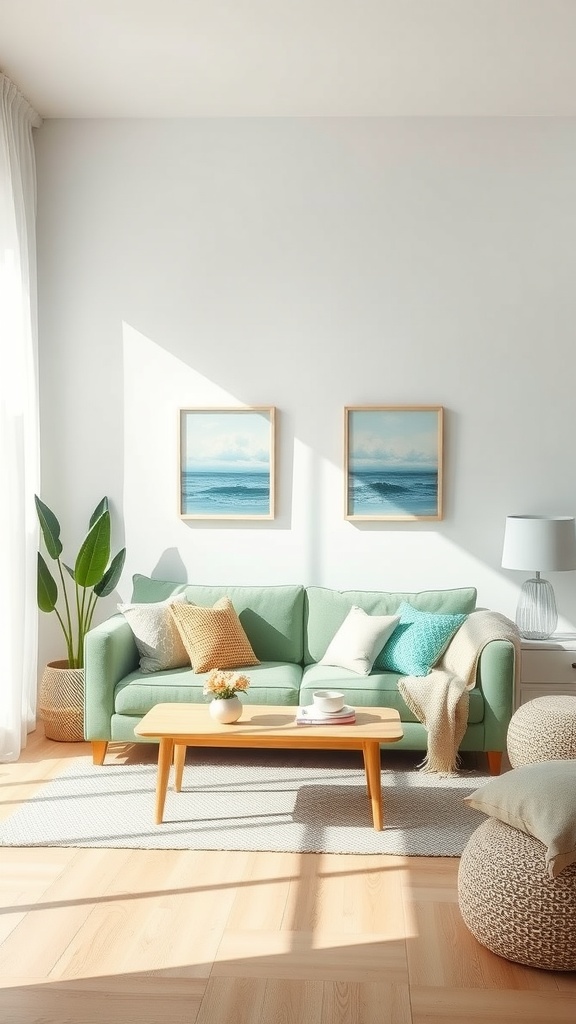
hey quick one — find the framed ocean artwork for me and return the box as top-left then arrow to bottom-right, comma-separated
344,406 -> 444,521
179,407 -> 276,519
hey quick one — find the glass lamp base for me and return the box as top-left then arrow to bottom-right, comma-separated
516,577 -> 558,640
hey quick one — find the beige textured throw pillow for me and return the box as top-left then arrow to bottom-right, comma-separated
464,759 -> 576,878
118,594 -> 189,673
319,606 -> 400,675
170,596 -> 260,674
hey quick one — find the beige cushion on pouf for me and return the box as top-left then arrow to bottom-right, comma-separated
507,695 -> 576,767
458,817 -> 576,971
464,759 -> 576,878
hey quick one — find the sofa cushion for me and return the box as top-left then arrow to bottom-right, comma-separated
131,577 -> 305,665
299,664 -> 485,724
170,597 -> 260,673
377,602 -> 467,676
464,760 -> 576,878
117,594 -> 190,673
304,586 -> 477,665
114,662 -> 303,716
131,574 -> 188,602
319,607 -> 399,675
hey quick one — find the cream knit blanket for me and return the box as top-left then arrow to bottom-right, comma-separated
397,610 -> 521,775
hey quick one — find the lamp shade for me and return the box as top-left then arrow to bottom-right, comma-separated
501,515 -> 576,572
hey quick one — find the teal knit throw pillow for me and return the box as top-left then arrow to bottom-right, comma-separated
378,601 -> 467,676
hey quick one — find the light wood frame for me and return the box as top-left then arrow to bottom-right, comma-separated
179,406 -> 276,520
344,405 -> 443,522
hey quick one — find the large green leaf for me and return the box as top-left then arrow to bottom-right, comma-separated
35,495 -> 63,560
89,496 -> 109,529
74,511 -> 111,588
37,552 -> 58,612
94,547 -> 126,597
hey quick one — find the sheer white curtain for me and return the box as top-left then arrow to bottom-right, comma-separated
0,74 -> 42,761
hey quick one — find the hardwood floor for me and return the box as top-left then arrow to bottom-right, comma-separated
0,731 -> 574,1023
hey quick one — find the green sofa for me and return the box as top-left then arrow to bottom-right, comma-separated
84,575 -> 516,771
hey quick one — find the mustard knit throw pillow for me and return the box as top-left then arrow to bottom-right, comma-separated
170,597 -> 260,674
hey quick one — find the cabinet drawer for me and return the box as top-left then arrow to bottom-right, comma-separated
521,650 -> 576,685
518,683 -> 576,706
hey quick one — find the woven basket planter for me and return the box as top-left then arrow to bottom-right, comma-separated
38,660 -> 85,742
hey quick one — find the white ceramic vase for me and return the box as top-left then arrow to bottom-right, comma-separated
209,695 -> 243,724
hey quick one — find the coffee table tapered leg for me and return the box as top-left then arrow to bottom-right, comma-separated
173,743 -> 186,792
362,747 -> 371,796
363,742 -> 383,830
155,737 -> 174,824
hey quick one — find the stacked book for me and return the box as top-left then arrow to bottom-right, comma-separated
295,704 -> 356,726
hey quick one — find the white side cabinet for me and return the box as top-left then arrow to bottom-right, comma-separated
517,634 -> 576,709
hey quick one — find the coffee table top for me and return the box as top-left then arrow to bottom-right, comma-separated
134,702 -> 403,748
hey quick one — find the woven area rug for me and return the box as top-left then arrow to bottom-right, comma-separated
0,748 -> 491,856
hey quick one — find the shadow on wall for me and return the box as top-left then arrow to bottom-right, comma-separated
151,548 -> 188,583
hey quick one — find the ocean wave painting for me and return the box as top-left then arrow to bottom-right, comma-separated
345,407 -> 443,520
179,407 -> 275,519
348,469 -> 439,517
181,471 -> 271,516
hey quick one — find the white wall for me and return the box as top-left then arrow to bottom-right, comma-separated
34,117 -> 576,662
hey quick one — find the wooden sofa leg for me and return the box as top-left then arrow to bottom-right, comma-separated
92,740 -> 108,765
486,751 -> 502,776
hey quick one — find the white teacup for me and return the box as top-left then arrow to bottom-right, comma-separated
313,689 -> 345,714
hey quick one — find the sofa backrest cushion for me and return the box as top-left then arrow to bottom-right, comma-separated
304,586 -> 477,666
132,574 -> 188,602
131,576 -> 304,665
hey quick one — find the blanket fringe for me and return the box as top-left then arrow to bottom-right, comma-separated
416,750 -> 463,776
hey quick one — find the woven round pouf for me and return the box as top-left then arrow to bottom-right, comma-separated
507,695 -> 576,768
458,817 -> 576,971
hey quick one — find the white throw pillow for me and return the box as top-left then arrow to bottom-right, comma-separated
118,594 -> 190,673
319,606 -> 400,675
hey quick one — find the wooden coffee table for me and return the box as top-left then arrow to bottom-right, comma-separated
134,702 -> 403,830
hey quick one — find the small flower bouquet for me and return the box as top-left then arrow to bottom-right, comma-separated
203,669 -> 251,701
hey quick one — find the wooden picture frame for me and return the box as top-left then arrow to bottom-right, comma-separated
179,407 -> 276,520
344,406 -> 443,521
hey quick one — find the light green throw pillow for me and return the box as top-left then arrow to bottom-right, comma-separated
377,601 -> 467,676
464,760 -> 576,878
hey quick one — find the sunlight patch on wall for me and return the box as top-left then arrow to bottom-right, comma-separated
119,322 -> 576,629
121,321 -> 252,583
121,322 -> 310,589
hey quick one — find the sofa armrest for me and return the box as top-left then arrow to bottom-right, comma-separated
84,614 -> 139,740
476,638 -> 517,752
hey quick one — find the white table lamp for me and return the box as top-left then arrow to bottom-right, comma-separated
501,515 -> 576,639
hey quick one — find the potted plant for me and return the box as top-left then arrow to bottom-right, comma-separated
35,495 -> 126,740
203,669 -> 251,723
